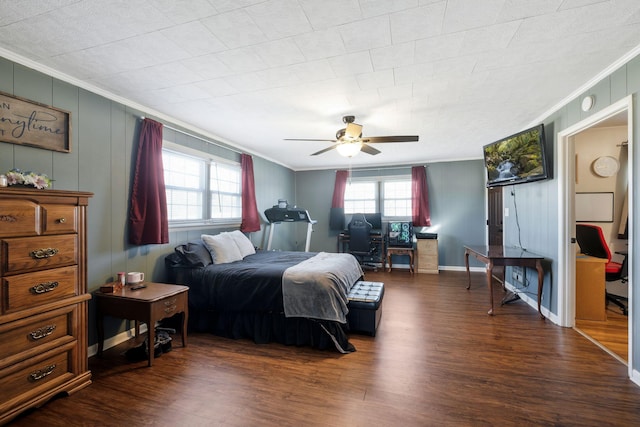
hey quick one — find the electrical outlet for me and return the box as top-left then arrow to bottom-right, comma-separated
512,267 -> 523,285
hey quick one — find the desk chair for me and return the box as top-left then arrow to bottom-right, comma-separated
348,213 -> 378,271
575,224 -> 628,315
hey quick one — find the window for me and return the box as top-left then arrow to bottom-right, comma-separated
163,150 -> 205,221
162,147 -> 241,225
383,180 -> 411,217
344,177 -> 411,218
344,181 -> 376,214
210,162 -> 241,219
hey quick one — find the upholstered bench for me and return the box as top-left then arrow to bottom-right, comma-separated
347,281 -> 384,336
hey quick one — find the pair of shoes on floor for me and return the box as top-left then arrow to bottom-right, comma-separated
156,330 -> 173,353
124,330 -> 172,362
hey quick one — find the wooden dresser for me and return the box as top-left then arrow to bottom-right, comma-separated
0,187 -> 92,424
416,238 -> 439,274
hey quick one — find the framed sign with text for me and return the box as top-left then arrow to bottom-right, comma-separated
0,91 -> 71,153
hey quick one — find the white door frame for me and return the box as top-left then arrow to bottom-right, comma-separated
557,95 -> 633,378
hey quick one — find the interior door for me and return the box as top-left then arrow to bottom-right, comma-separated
487,186 -> 503,246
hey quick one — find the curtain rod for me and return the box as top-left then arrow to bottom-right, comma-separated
140,116 -> 243,155
336,165 -> 423,172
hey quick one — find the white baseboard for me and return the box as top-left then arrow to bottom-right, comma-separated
88,324 -> 148,358
503,280 -> 558,324
632,368 -> 640,387
439,265 -> 484,272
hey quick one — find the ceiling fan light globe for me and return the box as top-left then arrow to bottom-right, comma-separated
336,141 -> 362,157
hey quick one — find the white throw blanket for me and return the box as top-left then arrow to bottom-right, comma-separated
282,252 -> 364,323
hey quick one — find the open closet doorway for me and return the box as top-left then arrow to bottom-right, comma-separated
557,96 -> 633,376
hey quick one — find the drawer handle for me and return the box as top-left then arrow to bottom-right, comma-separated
57,217 -> 66,224
31,281 -> 59,294
30,248 -> 59,259
164,298 -> 177,306
164,305 -> 176,314
28,364 -> 56,382
0,214 -> 17,223
29,324 -> 57,340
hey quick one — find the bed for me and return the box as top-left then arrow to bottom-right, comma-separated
165,231 -> 364,353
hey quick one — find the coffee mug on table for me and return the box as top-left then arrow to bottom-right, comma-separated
126,272 -> 145,284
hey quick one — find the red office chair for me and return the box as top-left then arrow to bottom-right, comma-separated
575,224 -> 628,315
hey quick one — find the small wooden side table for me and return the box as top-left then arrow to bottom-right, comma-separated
96,282 -> 189,366
386,247 -> 415,273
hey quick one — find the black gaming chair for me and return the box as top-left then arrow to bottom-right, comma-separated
348,213 -> 377,270
575,224 -> 628,315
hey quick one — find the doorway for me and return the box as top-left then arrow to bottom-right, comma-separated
487,186 -> 505,284
487,186 -> 503,246
572,116 -> 629,362
557,96 -> 633,377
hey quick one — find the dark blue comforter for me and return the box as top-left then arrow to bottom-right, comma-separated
186,250 -> 318,313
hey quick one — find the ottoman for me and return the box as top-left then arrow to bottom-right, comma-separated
347,281 -> 384,336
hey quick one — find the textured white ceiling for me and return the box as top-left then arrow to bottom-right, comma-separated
1,0 -> 639,170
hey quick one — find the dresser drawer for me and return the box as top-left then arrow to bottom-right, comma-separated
42,204 -> 77,234
150,291 -> 188,320
0,199 -> 40,237
2,266 -> 77,314
2,235 -> 77,274
0,305 -> 74,364
0,350 -> 72,405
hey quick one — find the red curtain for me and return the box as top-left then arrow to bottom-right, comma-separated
129,118 -> 169,245
240,153 -> 261,232
331,170 -> 348,208
329,170 -> 348,230
411,166 -> 431,227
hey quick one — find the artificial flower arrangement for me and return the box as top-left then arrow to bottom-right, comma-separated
5,169 -> 53,189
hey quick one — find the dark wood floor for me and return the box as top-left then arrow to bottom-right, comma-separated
10,270 -> 640,426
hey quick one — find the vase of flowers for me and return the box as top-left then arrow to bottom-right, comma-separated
5,169 -> 53,189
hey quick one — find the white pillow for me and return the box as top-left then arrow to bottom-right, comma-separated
228,230 -> 256,258
201,233 -> 243,264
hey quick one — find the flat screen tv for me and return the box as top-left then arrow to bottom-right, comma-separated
387,221 -> 413,247
483,124 -> 549,187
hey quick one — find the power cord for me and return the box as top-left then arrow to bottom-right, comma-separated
511,185 -> 524,250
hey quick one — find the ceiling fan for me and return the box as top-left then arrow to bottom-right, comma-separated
285,115 -> 419,157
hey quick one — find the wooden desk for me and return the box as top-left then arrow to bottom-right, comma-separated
386,246 -> 415,273
575,255 -> 607,321
464,245 -> 545,316
96,282 -> 188,366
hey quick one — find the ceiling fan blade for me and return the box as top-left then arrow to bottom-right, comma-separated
284,138 -> 337,142
360,143 -> 381,155
362,135 -> 419,143
311,145 -> 337,156
345,123 -> 363,139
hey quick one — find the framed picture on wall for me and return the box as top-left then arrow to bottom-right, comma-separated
0,91 -> 71,153
575,192 -> 614,222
